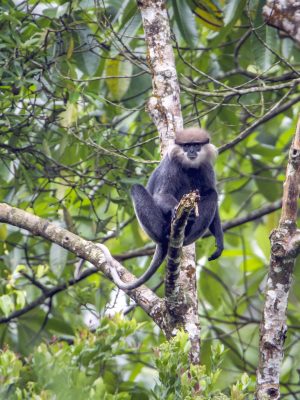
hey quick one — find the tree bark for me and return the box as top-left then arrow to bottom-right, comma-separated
0,0 -> 202,364
138,0 -> 183,153
138,0 -> 201,363
0,203 -> 168,328
256,115 -> 300,399
263,0 -> 300,45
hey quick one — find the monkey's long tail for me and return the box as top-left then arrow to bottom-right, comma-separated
110,243 -> 168,290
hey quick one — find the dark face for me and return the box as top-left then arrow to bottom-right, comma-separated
181,143 -> 202,159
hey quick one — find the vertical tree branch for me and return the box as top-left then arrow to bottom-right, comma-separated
165,192 -> 199,299
164,191 -> 201,364
138,0 -> 201,362
138,0 -> 183,151
256,115 -> 300,400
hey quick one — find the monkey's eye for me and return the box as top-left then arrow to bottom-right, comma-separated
182,143 -> 202,152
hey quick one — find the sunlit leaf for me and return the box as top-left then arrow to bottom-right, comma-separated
105,58 -> 133,101
59,102 -> 78,128
0,295 -> 14,317
49,243 -> 68,277
67,37 -> 74,59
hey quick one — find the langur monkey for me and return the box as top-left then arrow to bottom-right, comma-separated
111,127 -> 223,290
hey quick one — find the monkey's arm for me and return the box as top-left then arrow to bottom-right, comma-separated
110,243 -> 168,290
208,208 -> 223,260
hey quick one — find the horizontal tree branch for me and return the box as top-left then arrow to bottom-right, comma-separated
217,200 -> 282,234
182,78 -> 300,97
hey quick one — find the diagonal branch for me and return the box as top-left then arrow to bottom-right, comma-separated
218,94 -> 300,154
0,203 -> 164,325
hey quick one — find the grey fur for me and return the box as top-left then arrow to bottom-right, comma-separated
111,130 -> 223,290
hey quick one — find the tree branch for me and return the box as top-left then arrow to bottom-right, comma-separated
217,200 -> 282,234
138,0 -> 183,150
165,191 -> 199,299
164,191 -> 201,364
218,94 -> 300,154
138,0 -> 200,362
0,204 -> 164,326
256,114 -> 300,400
182,78 -> 300,97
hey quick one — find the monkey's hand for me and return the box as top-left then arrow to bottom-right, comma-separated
208,244 -> 223,261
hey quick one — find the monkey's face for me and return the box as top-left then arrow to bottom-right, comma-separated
182,143 -> 203,160
168,141 -> 217,168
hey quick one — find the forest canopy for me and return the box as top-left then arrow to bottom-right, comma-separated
0,0 -> 300,398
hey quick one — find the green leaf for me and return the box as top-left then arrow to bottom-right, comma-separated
172,0 -> 198,46
15,290 -> 26,309
223,0 -> 243,25
250,26 -> 277,72
19,164 -> 33,191
0,295 -> 14,317
49,243 -> 68,277
59,101 -> 78,128
0,224 -> 7,240
209,0 -> 246,45
105,58 -> 133,101
187,0 -> 223,31
47,316 -> 74,336
251,159 -> 280,202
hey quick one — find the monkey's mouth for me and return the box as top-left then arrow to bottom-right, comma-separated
188,155 -> 197,159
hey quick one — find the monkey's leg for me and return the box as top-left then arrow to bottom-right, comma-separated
131,184 -> 168,243
207,209 -> 224,260
183,192 -> 218,246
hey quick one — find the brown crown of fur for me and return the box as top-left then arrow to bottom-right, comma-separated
175,127 -> 210,144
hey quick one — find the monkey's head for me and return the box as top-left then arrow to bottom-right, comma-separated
168,127 -> 217,168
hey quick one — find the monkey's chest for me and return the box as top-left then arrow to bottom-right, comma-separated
176,172 -> 203,198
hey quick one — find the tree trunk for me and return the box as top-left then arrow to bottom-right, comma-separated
256,115 -> 300,399
138,0 -> 201,363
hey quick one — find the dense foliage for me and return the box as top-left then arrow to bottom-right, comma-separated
0,0 -> 300,397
